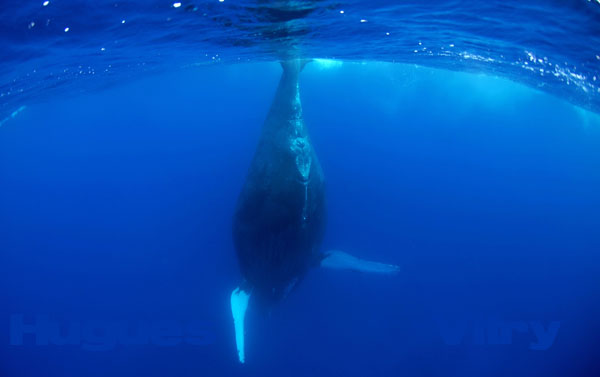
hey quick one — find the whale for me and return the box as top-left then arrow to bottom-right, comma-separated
231,60 -> 400,363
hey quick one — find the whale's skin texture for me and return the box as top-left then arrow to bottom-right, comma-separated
232,61 -> 326,306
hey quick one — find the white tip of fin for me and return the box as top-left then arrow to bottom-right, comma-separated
320,250 -> 400,274
231,287 -> 250,363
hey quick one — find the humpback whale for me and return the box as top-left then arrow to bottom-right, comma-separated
231,60 -> 399,363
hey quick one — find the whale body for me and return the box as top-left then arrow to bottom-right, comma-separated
233,60 -> 325,306
230,60 -> 399,363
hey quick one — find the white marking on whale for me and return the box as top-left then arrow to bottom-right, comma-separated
230,287 -> 250,363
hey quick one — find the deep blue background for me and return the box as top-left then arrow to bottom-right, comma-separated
1,62 -> 599,376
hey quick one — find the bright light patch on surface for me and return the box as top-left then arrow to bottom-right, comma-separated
172,2 -> 181,8
0,106 -> 27,128
313,58 -> 343,69
574,105 -> 600,130
339,10 -> 344,14
64,27 -> 70,32
121,19 -> 126,24
360,19 -> 367,23
43,1 -> 49,6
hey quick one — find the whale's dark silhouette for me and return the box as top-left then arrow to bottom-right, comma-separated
230,60 -> 399,363
233,60 -> 325,306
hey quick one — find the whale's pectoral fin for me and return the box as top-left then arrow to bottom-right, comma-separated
319,250 -> 400,274
231,287 -> 251,363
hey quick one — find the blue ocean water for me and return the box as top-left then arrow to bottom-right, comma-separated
1,1 -> 600,377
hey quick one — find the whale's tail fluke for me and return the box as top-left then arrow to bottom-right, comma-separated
320,250 -> 401,274
231,287 -> 251,363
